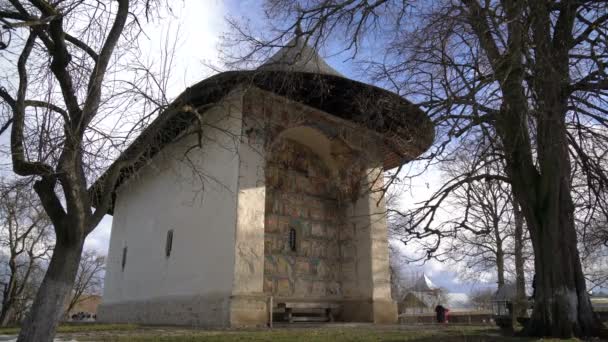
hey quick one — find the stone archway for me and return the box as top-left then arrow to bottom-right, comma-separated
263,126 -> 345,300
258,123 -> 397,323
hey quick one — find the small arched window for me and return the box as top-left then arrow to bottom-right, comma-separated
165,229 -> 174,258
289,227 -> 297,252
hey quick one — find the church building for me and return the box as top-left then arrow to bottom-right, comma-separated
97,36 -> 433,327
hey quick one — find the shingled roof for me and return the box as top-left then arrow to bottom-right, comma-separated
257,35 -> 343,77
91,38 -> 434,214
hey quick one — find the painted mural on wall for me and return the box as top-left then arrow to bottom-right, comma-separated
264,138 -> 344,298
244,88 -> 384,300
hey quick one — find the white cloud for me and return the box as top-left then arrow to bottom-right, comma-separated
137,0 -> 227,96
84,215 -> 113,254
86,1 -> 228,256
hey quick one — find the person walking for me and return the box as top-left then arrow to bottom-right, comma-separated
435,304 -> 447,323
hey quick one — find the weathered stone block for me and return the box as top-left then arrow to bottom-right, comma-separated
272,236 -> 285,253
296,206 -> 308,218
311,241 -> 326,258
327,281 -> 341,296
326,225 -> 337,240
341,261 -> 356,281
311,222 -> 324,237
326,242 -> 339,259
264,255 -> 276,274
341,241 -> 356,259
295,258 -> 310,274
266,166 -> 280,189
312,281 -> 326,296
281,174 -> 293,192
278,217 -> 290,233
272,198 -> 283,215
299,240 -> 312,257
295,278 -> 312,295
265,215 -> 279,233
276,256 -> 291,276
263,277 -> 273,293
264,236 -> 275,254
284,201 -> 298,217
296,175 -> 310,192
316,260 -> 329,279
277,278 -> 291,295
309,208 -> 323,220
340,224 -> 355,241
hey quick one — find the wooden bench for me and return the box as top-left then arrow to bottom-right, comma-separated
277,302 -> 341,323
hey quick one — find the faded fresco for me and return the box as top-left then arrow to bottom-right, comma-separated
264,138 -> 345,298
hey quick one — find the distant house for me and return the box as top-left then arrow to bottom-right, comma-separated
398,274 -> 473,314
399,292 -> 440,314
398,274 -> 442,314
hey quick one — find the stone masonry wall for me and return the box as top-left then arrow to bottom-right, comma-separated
243,87 -> 384,305
264,138 -> 344,299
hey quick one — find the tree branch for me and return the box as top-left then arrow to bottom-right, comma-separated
78,0 -> 129,134
11,32 -> 53,177
65,33 -> 98,62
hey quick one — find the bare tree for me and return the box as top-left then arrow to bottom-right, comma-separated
572,153 -> 608,291
440,157 -> 518,288
469,288 -> 494,312
226,0 -> 608,337
0,179 -> 53,326
441,154 -> 533,297
580,217 -> 608,292
0,1 -> 185,340
64,249 -> 104,317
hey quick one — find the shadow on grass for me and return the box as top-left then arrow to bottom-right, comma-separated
67,326 -> 585,342
0,323 -> 139,336
3,324 -> 597,342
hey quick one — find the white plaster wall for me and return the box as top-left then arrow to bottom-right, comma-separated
102,91 -> 243,305
344,153 -> 393,301
231,109 -> 266,296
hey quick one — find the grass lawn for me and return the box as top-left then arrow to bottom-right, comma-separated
0,323 -> 138,336
0,324 -> 590,342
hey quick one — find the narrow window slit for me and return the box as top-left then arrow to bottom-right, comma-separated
289,228 -> 297,252
121,246 -> 128,271
165,229 -> 174,257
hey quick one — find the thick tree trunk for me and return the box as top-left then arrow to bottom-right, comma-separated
494,52 -> 604,337
17,238 -> 83,342
509,146 -> 603,336
514,117 -> 602,337
513,203 -> 527,317
524,210 -> 601,337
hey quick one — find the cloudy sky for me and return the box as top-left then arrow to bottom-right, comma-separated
0,0 -> 495,295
